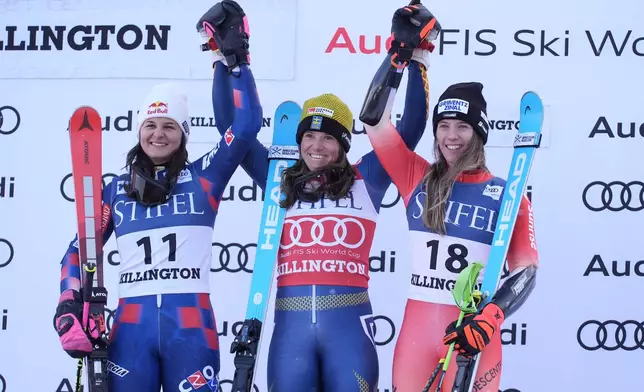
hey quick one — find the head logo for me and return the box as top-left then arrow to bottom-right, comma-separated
493,152 -> 527,247
0,106 -> 20,135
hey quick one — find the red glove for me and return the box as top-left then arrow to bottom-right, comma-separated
442,303 -> 505,357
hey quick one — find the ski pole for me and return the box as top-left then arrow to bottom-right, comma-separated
421,262 -> 483,391
75,264 -> 96,392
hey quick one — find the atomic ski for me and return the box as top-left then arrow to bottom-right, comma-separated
452,91 -> 544,392
231,101 -> 302,392
69,107 -> 110,392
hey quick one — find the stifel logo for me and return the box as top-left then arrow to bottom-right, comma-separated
147,101 -> 168,116
325,27 -> 395,54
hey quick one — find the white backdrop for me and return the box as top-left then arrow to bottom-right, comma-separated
1,0 -> 643,391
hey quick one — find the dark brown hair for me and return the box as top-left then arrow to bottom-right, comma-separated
279,149 -> 356,209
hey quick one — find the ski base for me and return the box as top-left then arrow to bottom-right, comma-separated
69,106 -> 110,392
231,101 -> 302,392
454,91 -> 544,392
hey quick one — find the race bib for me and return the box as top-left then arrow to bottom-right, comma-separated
116,225 -> 212,298
408,231 -> 492,305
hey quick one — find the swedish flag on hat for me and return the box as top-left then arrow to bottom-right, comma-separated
297,93 -> 353,152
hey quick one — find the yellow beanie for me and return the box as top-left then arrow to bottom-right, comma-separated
297,93 -> 353,152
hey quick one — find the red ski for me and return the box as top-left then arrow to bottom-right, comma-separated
69,106 -> 109,392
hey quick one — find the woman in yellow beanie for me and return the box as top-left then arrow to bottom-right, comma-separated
211,2 -> 439,390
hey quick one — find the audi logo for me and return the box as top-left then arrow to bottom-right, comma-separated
0,106 -> 20,135
105,307 -> 115,334
380,189 -> 401,209
363,315 -> 396,346
0,373 -> 5,392
582,181 -> 644,212
211,242 -> 255,273
60,173 -> 118,202
577,320 -> 644,351
281,216 -> 366,250
107,250 -> 120,266
0,239 -> 14,268
216,379 -> 260,392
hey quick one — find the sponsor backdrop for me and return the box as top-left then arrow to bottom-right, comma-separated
0,0 -> 642,391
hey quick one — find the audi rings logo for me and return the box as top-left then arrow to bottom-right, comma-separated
577,320 -> 644,351
363,314 -> 396,346
0,239 -> 14,268
105,307 -> 115,334
281,216 -> 366,250
211,242 -> 255,273
0,106 -> 20,135
217,379 -> 260,392
0,373 -> 5,392
60,173 -> 118,202
582,181 -> 644,212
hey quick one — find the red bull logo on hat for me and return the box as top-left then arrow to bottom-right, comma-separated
147,101 -> 169,116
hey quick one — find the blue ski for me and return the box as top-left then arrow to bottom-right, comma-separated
453,91 -> 544,392
231,100 -> 302,392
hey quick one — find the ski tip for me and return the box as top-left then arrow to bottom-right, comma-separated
70,106 -> 103,136
72,106 -> 100,117
520,91 -> 544,117
272,101 -> 302,146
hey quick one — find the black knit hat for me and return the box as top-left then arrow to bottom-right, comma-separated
432,82 -> 490,144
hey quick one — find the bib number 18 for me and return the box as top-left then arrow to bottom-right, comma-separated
426,239 -> 469,274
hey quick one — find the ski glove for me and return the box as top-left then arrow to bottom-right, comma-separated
196,0 -> 250,71
388,0 -> 441,65
54,289 -> 99,359
442,303 -> 505,357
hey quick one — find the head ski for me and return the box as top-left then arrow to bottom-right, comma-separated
452,91 -> 544,392
69,106 -> 110,392
230,101 -> 302,392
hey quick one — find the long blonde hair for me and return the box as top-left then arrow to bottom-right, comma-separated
421,134 -> 488,235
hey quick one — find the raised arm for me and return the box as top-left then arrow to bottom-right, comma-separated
358,2 -> 440,207
194,63 -> 263,208
211,61 -> 269,190
356,51 -> 431,209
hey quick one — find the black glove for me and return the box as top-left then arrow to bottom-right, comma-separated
388,0 -> 441,65
196,0 -> 250,71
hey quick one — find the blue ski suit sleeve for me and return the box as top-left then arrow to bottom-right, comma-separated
59,180 -> 115,294
357,61 -> 429,212
193,64 -> 264,208
212,61 -> 269,191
